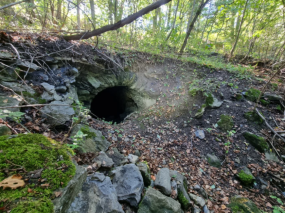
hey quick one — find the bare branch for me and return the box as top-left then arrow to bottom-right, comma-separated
63,0 -> 172,40
0,0 -> 27,11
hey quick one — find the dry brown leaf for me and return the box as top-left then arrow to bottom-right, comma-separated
0,174 -> 25,189
54,191 -> 62,198
221,204 -> 227,210
27,188 -> 33,193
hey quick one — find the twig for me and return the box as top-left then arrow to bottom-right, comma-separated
24,56 -> 34,79
255,108 -> 285,143
0,104 -> 70,109
0,118 -> 18,134
8,43 -> 20,60
268,133 -> 281,159
94,48 -> 124,71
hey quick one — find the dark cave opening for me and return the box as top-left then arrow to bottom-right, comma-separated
90,86 -> 138,124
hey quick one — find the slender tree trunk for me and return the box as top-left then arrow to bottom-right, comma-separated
108,0 -> 113,24
77,0 -> 81,30
153,0 -> 158,30
229,0 -> 249,60
89,0 -> 96,28
165,0 -> 179,41
187,0 -> 197,31
179,0 -> 211,54
56,0 -> 62,20
274,41 -> 285,61
166,0 -> 172,28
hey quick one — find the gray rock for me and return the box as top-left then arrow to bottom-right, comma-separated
16,59 -> 39,71
209,97 -> 223,108
136,162 -> 151,186
264,92 -> 283,102
41,101 -> 75,126
192,205 -> 201,213
134,150 -> 141,156
0,95 -> 23,112
68,173 -> 124,213
127,154 -> 139,164
93,151 -> 114,169
55,86 -> 67,93
106,148 -> 125,166
171,180 -> 178,199
178,184 -> 191,210
90,172 -> 105,182
154,168 -> 172,196
0,125 -> 11,136
138,188 -> 182,213
265,151 -> 279,162
169,170 -> 188,192
203,205 -> 210,213
69,67 -> 79,76
195,130 -> 205,139
0,51 -> 13,59
112,164 -> 144,207
206,154 -> 221,168
193,184 -> 207,199
70,124 -> 111,153
189,193 -> 206,207
195,105 -> 206,118
229,196 -> 262,213
41,83 -> 55,95
53,162 -> 87,213
243,132 -> 269,153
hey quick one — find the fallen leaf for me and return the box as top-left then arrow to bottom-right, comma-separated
221,204 -> 227,210
151,175 -> 156,181
54,191 -> 62,198
0,174 -> 25,189
27,188 -> 33,193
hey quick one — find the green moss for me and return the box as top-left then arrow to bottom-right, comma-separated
236,93 -> 243,101
238,170 -> 254,185
11,197 -> 53,213
229,196 -> 261,213
80,126 -> 97,138
177,190 -> 190,210
205,93 -> 214,106
217,114 -> 234,132
243,132 -> 269,152
21,91 -> 46,105
260,99 -> 269,106
195,104 -> 206,118
0,134 -> 76,212
245,88 -> 261,102
244,111 -> 264,124
189,88 -> 199,96
271,83 -> 278,91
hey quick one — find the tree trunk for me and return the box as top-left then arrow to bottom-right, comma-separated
90,0 -> 95,28
179,0 -> 211,54
229,0 -> 249,60
166,0 -> 172,28
77,0 -> 81,30
165,0 -> 179,41
108,0 -> 113,24
187,0 -> 197,31
56,0 -> 62,20
153,0 -> 158,30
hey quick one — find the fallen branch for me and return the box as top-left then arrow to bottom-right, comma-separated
0,118 -> 18,134
63,0 -> 172,40
0,104 -> 70,109
255,108 -> 285,143
8,43 -> 20,60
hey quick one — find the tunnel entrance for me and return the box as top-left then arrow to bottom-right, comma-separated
90,86 -> 138,124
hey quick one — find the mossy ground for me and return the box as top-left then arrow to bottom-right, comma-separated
238,170 -> 254,185
229,196 -> 261,213
245,88 -> 261,102
217,114 -> 234,132
0,134 -> 76,212
243,132 -> 269,152
244,111 -> 264,125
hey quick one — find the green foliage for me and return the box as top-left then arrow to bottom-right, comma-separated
11,197 -> 53,213
260,99 -> 269,106
244,111 -> 263,124
238,170 -> 254,185
245,88 -> 261,102
217,114 -> 234,132
205,93 -> 214,106
0,134 -> 75,211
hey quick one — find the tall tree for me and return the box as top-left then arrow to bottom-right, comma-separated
89,0 -> 95,28
179,0 -> 211,54
77,0 -> 81,30
229,0 -> 249,60
165,0 -> 180,41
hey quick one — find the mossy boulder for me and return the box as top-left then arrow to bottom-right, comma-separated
245,88 -> 261,102
244,111 -> 263,124
237,167 -> 255,185
70,124 -> 111,153
206,154 -> 221,168
137,162 -> 151,187
229,196 -> 262,213
195,104 -> 206,118
243,132 -> 269,153
0,125 -> 11,136
217,114 -> 234,132
177,184 -> 191,210
0,134 -> 76,212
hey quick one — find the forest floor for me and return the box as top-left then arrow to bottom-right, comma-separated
1,34 -> 285,212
